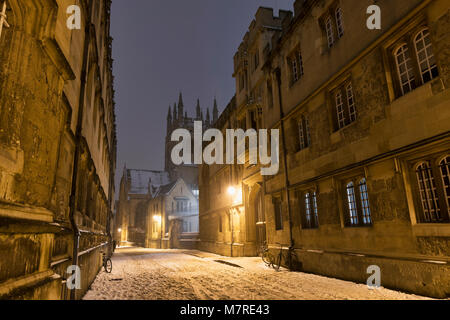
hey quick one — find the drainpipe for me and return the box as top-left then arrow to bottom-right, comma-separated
68,3 -> 92,301
275,68 -> 294,250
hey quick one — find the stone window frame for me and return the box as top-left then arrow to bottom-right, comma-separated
295,185 -> 320,230
297,113 -> 311,151
342,176 -> 373,228
319,1 -> 344,50
327,76 -> 357,132
382,17 -> 441,101
333,169 -> 373,229
286,45 -> 304,86
407,153 -> 450,224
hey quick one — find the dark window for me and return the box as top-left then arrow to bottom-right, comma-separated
273,197 -> 283,230
333,81 -> 357,130
302,191 -> 319,229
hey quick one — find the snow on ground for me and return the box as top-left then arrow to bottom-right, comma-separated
82,247 -> 431,300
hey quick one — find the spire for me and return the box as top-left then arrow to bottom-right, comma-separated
178,92 -> 184,120
167,105 -> 172,120
206,107 -> 210,125
196,99 -> 201,120
167,105 -> 172,133
173,102 -> 177,120
213,98 -> 219,123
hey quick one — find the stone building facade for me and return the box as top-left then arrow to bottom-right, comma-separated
199,1 -> 450,298
0,0 -> 117,299
115,94 -> 213,248
146,178 -> 199,249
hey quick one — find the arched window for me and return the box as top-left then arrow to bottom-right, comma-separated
359,178 -> 372,224
414,28 -> 439,84
326,16 -> 335,48
335,92 -> 345,129
346,182 -> 358,225
416,162 -> 441,222
335,7 -> 344,38
395,44 -> 416,95
346,83 -> 356,122
439,156 -> 450,215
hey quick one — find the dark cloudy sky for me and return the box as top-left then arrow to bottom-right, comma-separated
111,0 -> 294,184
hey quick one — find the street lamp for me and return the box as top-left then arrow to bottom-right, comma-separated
227,186 -> 236,196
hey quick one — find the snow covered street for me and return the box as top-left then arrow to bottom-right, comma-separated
83,247 -> 430,300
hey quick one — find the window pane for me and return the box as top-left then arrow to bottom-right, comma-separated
335,7 -> 344,38
415,28 -> 439,84
335,92 -> 345,129
346,182 -> 358,225
346,83 -> 356,123
416,162 -> 441,222
326,17 -> 335,48
439,156 -> 450,218
395,44 -> 415,95
359,178 -> 372,225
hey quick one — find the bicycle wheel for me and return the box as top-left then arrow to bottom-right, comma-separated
261,249 -> 273,267
273,251 -> 282,271
104,258 -> 112,273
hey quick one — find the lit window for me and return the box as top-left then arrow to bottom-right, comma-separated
395,44 -> 416,96
335,7 -> 344,38
416,162 -> 441,222
414,28 -> 439,84
359,178 -> 372,225
346,182 -> 358,225
326,16 -> 335,48
335,92 -> 345,129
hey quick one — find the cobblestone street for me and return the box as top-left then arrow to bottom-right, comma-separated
83,247 -> 430,300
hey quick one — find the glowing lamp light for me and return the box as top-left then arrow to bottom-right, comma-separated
153,215 -> 161,223
227,186 -> 236,196
118,228 -> 122,233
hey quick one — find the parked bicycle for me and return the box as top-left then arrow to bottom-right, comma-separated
102,251 -> 112,273
260,242 -> 297,271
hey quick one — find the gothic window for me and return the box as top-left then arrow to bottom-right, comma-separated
395,44 -> 416,95
345,177 -> 372,227
335,7 -> 344,38
218,215 -> 223,233
414,28 -> 439,84
298,114 -> 311,150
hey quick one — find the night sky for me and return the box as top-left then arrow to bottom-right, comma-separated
110,0 -> 294,187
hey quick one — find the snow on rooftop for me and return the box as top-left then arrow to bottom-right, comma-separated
127,169 -> 170,195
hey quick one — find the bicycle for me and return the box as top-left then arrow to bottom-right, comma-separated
260,241 -> 274,268
102,251 -> 112,273
262,242 -> 297,271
